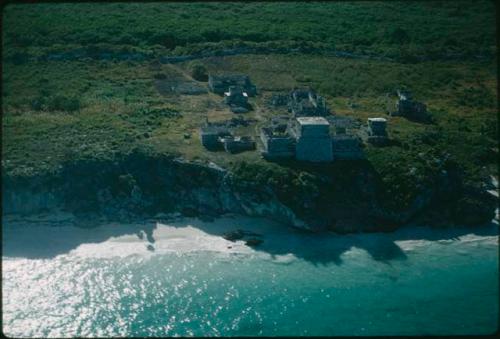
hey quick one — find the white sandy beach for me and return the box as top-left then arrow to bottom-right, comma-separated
3,213 -> 498,262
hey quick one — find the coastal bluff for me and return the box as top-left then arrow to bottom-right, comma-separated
2,151 -> 496,232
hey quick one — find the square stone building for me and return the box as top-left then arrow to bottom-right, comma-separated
291,117 -> 333,162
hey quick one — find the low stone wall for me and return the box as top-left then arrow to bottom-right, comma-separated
295,137 -> 333,162
332,136 -> 364,159
260,129 -> 295,158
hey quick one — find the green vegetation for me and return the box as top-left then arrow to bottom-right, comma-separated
2,1 -> 496,62
1,2 -> 497,215
189,61 -> 208,82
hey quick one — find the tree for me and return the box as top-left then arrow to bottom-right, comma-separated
189,62 -> 208,82
390,27 -> 410,44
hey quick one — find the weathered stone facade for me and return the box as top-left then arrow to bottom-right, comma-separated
292,117 -> 333,162
220,136 -> 256,154
288,88 -> 329,117
367,117 -> 387,137
208,74 -> 257,96
200,125 -> 254,154
367,117 -> 389,146
260,127 -> 295,159
199,126 -> 231,150
332,134 -> 364,159
224,85 -> 250,113
269,93 -> 288,107
392,90 -> 430,122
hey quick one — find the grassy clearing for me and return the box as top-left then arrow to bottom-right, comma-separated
2,54 -> 497,184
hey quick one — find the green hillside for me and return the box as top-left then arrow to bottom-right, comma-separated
1,1 -> 498,214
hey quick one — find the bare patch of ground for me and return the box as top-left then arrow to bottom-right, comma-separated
154,79 -> 207,96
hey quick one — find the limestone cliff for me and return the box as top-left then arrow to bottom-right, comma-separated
2,152 -> 496,232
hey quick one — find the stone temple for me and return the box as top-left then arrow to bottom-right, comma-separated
260,114 -> 363,162
291,117 -> 333,162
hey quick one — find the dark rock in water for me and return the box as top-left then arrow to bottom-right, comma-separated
222,229 -> 245,241
222,229 -> 263,241
146,244 -> 155,252
245,238 -> 263,247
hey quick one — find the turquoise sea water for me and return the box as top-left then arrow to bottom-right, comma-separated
2,216 -> 498,337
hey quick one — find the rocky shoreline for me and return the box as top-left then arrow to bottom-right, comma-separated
2,152 -> 497,233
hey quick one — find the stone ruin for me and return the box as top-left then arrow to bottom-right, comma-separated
260,115 -> 363,162
326,115 -> 362,130
392,89 -> 430,122
330,123 -> 364,160
199,123 -> 255,154
288,88 -> 329,117
260,116 -> 296,160
331,134 -> 364,160
224,85 -> 250,113
268,88 -> 330,117
199,125 -> 231,151
367,117 -> 389,146
199,79 -> 366,161
225,116 -> 257,128
208,74 -> 257,96
269,93 -> 289,107
219,136 -> 256,154
291,117 -> 333,162
261,116 -> 334,162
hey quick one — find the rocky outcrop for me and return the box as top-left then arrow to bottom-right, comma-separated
1,154 -> 309,228
2,152 -> 496,232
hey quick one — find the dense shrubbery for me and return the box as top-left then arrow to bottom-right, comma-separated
30,94 -> 81,112
189,61 -> 208,81
2,1 -> 495,62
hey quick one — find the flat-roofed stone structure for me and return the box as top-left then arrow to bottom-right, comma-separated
292,117 -> 333,162
367,117 -> 387,137
199,126 -> 231,150
367,117 -> 389,146
260,127 -> 295,159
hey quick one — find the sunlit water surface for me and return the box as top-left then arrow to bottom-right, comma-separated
2,216 -> 498,337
